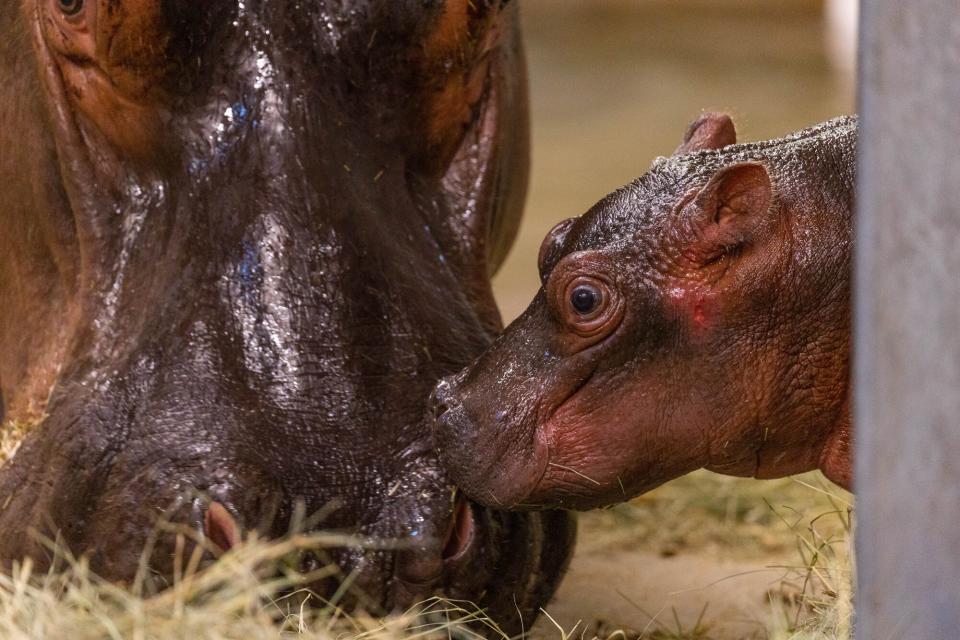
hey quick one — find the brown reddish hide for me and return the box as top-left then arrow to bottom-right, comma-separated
0,0 -> 574,625
433,114 -> 855,510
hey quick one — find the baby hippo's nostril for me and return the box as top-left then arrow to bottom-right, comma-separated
430,377 -> 459,421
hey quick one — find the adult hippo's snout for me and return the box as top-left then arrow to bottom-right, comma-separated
389,491 -> 575,618
318,453 -> 574,616
0,0 -> 574,628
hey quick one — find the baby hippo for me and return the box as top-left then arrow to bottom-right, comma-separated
432,114 -> 856,510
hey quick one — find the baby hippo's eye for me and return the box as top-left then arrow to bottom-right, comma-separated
58,0 -> 85,16
571,285 -> 600,315
547,256 -> 625,349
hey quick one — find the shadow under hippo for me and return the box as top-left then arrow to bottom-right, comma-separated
0,0 -> 574,624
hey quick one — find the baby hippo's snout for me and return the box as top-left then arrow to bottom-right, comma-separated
429,375 -> 462,422
430,374 -> 486,496
430,374 -> 472,449
430,374 -> 484,483
430,369 -> 552,509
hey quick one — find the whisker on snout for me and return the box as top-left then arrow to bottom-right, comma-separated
547,462 -> 603,486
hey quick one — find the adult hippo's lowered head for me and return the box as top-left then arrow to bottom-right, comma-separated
433,114 -> 855,511
0,0 -> 574,623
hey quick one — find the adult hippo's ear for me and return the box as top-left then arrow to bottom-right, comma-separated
398,1 -> 526,334
416,1 -> 516,171
681,162 -> 773,265
675,113 -> 738,155
414,1 -> 529,279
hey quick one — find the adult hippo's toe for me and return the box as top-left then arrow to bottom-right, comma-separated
0,0 -> 573,628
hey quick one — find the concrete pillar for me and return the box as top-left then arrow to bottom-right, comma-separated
855,1 -> 960,637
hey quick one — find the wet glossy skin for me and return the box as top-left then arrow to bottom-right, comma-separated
433,115 -> 856,510
0,0 -> 574,623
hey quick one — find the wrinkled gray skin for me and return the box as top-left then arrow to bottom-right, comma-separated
0,0 -> 574,624
434,116 -> 856,510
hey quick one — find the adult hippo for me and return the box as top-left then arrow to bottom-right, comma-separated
0,0 -> 574,625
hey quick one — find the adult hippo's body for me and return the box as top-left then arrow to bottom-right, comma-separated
0,0 -> 573,623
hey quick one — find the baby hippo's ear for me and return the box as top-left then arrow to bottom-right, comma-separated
675,113 -> 737,154
538,217 -> 577,283
683,162 -> 772,262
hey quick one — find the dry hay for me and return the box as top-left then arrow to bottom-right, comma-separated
0,419 -> 853,639
0,420 -> 33,467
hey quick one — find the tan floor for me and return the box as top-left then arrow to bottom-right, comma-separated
531,542 -> 792,639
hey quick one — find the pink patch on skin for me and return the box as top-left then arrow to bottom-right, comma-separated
667,286 -> 715,335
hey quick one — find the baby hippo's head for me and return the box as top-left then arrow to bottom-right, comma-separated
432,114 -> 855,509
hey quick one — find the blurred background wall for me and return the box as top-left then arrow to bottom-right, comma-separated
493,0 -> 857,321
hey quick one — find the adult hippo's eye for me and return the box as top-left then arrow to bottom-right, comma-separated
571,284 -> 601,315
57,0 -> 84,16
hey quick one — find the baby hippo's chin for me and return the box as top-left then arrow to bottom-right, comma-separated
518,463 -> 685,511
458,425 -> 640,512
514,417 -> 698,511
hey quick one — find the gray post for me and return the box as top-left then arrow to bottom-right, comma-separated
855,1 -> 960,638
